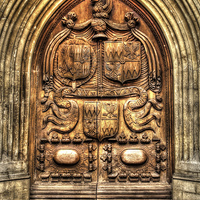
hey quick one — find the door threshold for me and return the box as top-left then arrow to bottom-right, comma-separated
30,183 -> 172,199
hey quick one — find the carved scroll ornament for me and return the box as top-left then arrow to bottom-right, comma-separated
123,87 -> 163,133
42,88 -> 79,135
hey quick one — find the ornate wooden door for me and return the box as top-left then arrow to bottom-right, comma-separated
30,0 -> 173,199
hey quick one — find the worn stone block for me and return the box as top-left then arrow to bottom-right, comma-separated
183,192 -> 200,200
196,182 -> 200,194
173,179 -> 183,191
182,181 -> 196,193
173,190 -> 183,200
173,178 -> 200,199
0,179 -> 30,200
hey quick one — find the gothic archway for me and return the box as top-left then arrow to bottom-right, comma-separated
29,0 -> 173,198
0,0 -> 199,199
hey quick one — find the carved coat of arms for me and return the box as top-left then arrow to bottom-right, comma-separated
104,41 -> 141,83
56,39 -> 91,80
53,39 -> 97,90
83,101 -> 118,141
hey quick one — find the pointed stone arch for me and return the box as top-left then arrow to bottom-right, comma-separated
0,0 -> 199,199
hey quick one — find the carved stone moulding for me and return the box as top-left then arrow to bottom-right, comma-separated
30,185 -> 97,199
30,184 -> 172,199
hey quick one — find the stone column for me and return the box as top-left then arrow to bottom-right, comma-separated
137,1 -> 200,198
141,1 -> 200,199
0,0 -> 71,199
0,0 -> 31,199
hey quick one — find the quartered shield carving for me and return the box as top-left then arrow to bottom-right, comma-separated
104,41 -> 141,84
84,102 -> 118,141
57,39 -> 90,80
54,39 -> 97,90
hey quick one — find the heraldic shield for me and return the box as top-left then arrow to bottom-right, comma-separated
104,41 -> 141,84
83,101 -> 119,141
56,39 -> 91,80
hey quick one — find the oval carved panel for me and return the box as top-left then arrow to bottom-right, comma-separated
121,149 -> 147,165
54,150 -> 80,165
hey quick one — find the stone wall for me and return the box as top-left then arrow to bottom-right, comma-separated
0,179 -> 29,200
173,179 -> 200,200
0,0 -> 200,199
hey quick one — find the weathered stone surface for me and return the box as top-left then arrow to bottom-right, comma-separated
173,179 -> 200,200
0,179 -> 30,200
182,192 -> 200,200
196,183 -> 200,194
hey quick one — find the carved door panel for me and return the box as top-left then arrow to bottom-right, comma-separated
30,0 -> 173,199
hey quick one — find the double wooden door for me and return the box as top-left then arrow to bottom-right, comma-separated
30,0 -> 173,199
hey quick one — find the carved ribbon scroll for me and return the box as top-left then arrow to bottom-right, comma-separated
123,87 -> 163,133
42,88 -> 79,135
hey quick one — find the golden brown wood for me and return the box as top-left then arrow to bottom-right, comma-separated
53,150 -> 80,165
120,149 -> 147,165
29,0 -> 173,199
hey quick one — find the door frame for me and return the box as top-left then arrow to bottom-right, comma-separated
29,0 -> 174,198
